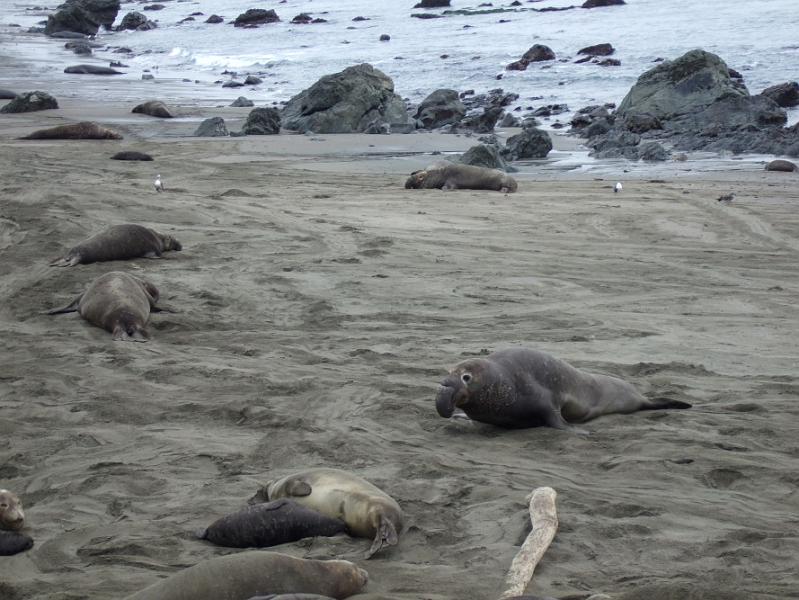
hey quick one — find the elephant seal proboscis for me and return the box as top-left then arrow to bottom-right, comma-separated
0,531 -> 34,556
405,161 -> 517,193
20,121 -> 123,140
50,224 -> 182,267
254,468 -> 403,558
123,551 -> 368,600
435,347 -> 691,433
0,489 -> 25,531
198,498 -> 347,548
47,271 -> 162,342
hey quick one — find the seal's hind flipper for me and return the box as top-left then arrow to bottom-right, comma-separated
365,516 -> 399,559
49,255 -> 80,267
646,397 -> 692,410
46,295 -> 82,315
284,478 -> 312,497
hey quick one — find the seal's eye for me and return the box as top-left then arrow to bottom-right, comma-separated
461,373 -> 472,384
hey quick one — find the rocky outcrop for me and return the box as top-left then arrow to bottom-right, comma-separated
230,96 -> 254,107
195,117 -> 229,137
281,64 -> 414,134
765,159 -> 797,172
414,89 -> 465,129
66,40 -> 93,55
117,11 -> 156,31
234,9 -> 279,27
244,75 -> 262,85
0,91 -> 58,113
506,44 -> 555,70
132,100 -> 173,118
502,126 -> 553,160
760,81 -> 799,108
242,107 -> 281,135
206,14 -> 223,23
459,106 -> 503,133
577,43 -> 614,56
45,0 -> 120,35
460,144 -> 509,171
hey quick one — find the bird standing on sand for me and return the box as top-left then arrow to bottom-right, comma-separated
717,193 -> 734,204
154,174 -> 163,193
614,182 -> 623,193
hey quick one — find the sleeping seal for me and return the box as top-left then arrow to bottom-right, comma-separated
20,121 -> 123,140
436,347 -> 691,433
123,551 -> 368,600
0,489 -> 25,531
405,161 -> 517,193
254,468 -> 403,558
47,271 -> 161,341
50,224 -> 182,267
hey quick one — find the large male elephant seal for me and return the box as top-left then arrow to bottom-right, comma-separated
0,489 -> 25,531
405,161 -> 518,192
254,468 -> 403,558
123,551 -> 368,600
50,224 -> 182,266
47,271 -> 161,342
435,348 -> 691,433
20,121 -> 123,140
198,498 -> 346,548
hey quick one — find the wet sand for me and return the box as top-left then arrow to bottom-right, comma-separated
1,98 -> 798,600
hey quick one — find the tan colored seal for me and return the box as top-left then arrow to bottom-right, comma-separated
405,161 -> 517,192
47,271 -> 161,341
0,489 -> 24,531
50,224 -> 182,267
258,468 -> 403,558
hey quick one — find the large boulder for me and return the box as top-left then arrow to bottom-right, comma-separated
459,106 -> 503,133
414,0 -> 450,7
414,89 -> 465,129
577,43 -> 614,56
765,159 -> 797,172
0,91 -> 58,113
281,63 -> 414,134
234,9 -> 279,27
460,144 -> 510,171
45,3 -> 100,36
760,81 -> 799,108
132,100 -> 173,118
195,117 -> 229,137
502,126 -> 553,160
117,11 -> 156,31
242,107 -> 281,135
230,96 -> 254,107
506,44 -> 555,71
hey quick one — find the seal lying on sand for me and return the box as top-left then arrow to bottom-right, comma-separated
123,551 -> 368,600
0,531 -> 33,556
254,468 -> 403,558
48,271 -> 162,342
20,121 -> 123,140
0,489 -> 24,531
247,596 -> 336,600
405,161 -> 518,193
435,347 -> 691,433
50,224 -> 182,267
198,498 -> 346,548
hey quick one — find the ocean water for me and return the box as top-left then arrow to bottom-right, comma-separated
1,0 -> 798,123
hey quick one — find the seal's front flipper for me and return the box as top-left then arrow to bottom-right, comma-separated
284,478 -> 312,497
46,295 -> 81,315
365,516 -> 398,559
151,304 -> 179,313
646,397 -> 692,411
545,411 -> 589,436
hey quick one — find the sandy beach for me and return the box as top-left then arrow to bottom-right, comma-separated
1,89 -> 799,600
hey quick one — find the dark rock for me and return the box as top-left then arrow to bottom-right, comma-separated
531,103 -> 568,117
760,81 -> 799,108
380,34 -> 390,41
577,43 -> 614,56
230,96 -> 254,107
364,120 -> 390,134
414,0 -> 450,7
499,112 -> 520,127
179,17 -> 195,23
0,90 -> 58,113
0,89 -> 18,100
460,143 -> 509,171
67,40 -> 93,54
596,58 -> 621,67
244,75 -> 262,85
414,88 -> 466,129
459,106 -> 504,133
584,117 -> 612,137
68,0 -> 120,29
623,112 -> 662,133
117,11 -> 156,31
206,14 -> 223,23
638,141 -> 669,161
281,63 -> 414,134
291,13 -> 312,24
242,107 -> 281,135
47,30 -> 88,38
765,159 -> 797,172
234,9 -> 280,27
222,80 -> 245,88
411,13 -> 443,19
64,64 -> 123,75
132,100 -> 173,118
506,44 -> 555,70
143,3 -> 164,10
45,3 -> 99,35
195,117 -> 229,137
142,73 -> 154,80
502,126 -> 553,159
589,129 -> 641,159
582,0 -> 625,7
353,16 -> 370,21
111,151 -> 153,161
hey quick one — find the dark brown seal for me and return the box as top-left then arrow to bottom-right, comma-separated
765,159 -> 797,172
405,161 -> 518,192
50,224 -> 182,267
47,271 -> 161,342
0,489 -> 24,531
256,468 -> 403,558
198,498 -> 346,548
0,531 -> 33,556
111,151 -> 154,161
123,551 -> 368,600
20,121 -> 123,140
435,347 -> 691,433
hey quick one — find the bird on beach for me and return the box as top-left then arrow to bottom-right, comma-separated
717,193 -> 734,204
154,174 -> 163,193
614,182 -> 623,193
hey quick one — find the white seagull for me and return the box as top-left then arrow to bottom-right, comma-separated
614,182 -> 623,193
154,174 -> 163,193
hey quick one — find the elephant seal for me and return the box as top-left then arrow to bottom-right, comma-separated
64,64 -> 123,75
255,468 -> 403,558
198,498 -> 346,548
435,348 -> 691,433
111,150 -> 154,161
405,161 -> 517,193
20,121 -> 123,140
123,551 -> 368,600
0,531 -> 34,556
0,489 -> 25,531
247,596 -> 335,600
50,224 -> 182,267
48,271 -> 161,342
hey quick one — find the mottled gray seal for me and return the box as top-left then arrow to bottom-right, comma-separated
50,224 -> 182,267
405,161 -> 517,193
436,348 -> 691,433
198,498 -> 346,548
0,489 -> 24,531
123,551 -> 368,600
20,121 -> 123,140
255,468 -> 403,558
47,271 -> 161,342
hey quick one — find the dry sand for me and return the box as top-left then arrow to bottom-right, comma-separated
1,99 -> 798,600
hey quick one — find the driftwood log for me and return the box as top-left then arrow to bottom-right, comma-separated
499,486 -> 558,599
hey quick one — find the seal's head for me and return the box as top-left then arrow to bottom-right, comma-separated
404,170 -> 427,189
0,489 -> 25,531
160,233 -> 182,252
435,358 -> 491,418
